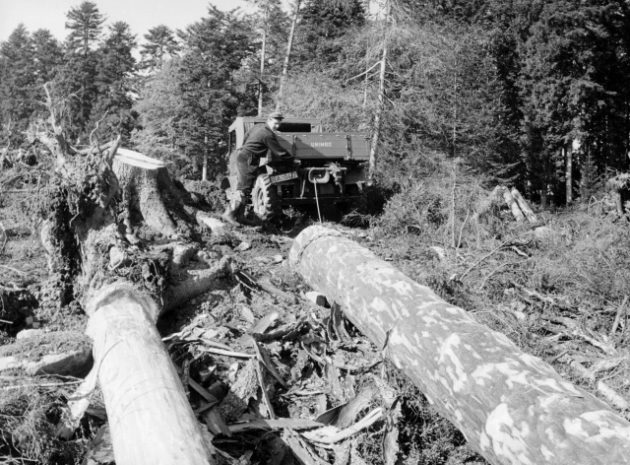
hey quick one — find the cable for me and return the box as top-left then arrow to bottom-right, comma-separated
313,181 -> 322,223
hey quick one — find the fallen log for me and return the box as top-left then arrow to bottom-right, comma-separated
289,225 -> 630,465
85,283 -> 213,465
0,330 -> 92,377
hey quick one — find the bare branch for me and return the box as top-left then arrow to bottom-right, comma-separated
345,60 -> 382,84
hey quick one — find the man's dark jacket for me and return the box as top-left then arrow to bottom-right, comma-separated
240,124 -> 290,163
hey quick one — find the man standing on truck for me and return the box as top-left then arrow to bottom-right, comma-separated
223,111 -> 293,225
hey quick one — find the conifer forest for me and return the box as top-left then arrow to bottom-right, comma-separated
2,1 -> 630,465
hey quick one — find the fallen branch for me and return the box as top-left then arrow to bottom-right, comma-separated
252,338 -> 287,387
458,241 -> 509,280
57,368 -> 98,439
1,379 -> 81,390
163,257 -> 231,311
302,408 -> 384,446
228,418 -> 323,433
597,381 -> 629,410
317,385 -> 377,428
610,296 -> 628,337
199,347 -> 254,359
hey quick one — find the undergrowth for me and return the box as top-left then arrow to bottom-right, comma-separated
0,381 -> 87,465
370,151 -> 630,426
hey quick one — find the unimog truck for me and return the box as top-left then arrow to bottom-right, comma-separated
225,116 -> 370,220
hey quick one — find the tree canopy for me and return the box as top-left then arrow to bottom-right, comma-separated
1,0 -> 629,202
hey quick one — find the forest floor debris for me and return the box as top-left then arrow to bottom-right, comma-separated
2,173 -> 630,465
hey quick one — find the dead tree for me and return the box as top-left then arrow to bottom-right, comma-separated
368,0 -> 391,183
276,0 -> 301,110
289,225 -> 630,465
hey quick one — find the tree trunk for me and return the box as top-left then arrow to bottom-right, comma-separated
276,0 -> 301,111
202,134 -> 208,182
85,284 -> 213,465
369,0 -> 390,183
289,225 -> 630,465
362,47 -> 370,108
565,146 -> 573,205
452,62 -> 457,158
614,191 -> 625,215
113,149 -> 195,240
258,2 -> 269,117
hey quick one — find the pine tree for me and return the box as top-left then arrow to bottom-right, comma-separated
294,0 -> 366,69
139,25 -> 180,73
90,21 -> 138,142
0,25 -> 37,148
56,1 -> 105,140
176,6 -> 256,178
516,0 -> 630,203
132,60 -> 186,166
243,0 -> 289,114
65,1 -> 105,55
31,29 -> 63,86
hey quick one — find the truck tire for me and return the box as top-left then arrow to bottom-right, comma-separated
251,174 -> 280,220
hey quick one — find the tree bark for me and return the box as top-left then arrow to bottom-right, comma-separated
85,284 -> 213,465
202,134 -> 208,182
112,149 -> 195,240
276,0 -> 301,111
565,146 -> 573,205
289,225 -> 630,465
258,1 -> 269,117
369,0 -> 390,183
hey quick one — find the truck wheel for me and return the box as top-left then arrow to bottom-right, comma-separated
251,174 -> 280,220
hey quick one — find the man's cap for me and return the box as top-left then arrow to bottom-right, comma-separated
268,111 -> 284,120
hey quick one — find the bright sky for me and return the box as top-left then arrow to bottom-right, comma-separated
0,0 -> 252,43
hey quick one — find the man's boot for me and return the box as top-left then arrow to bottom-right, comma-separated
239,206 -> 262,227
222,200 -> 243,226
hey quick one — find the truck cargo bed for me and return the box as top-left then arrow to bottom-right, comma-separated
276,133 -> 370,160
